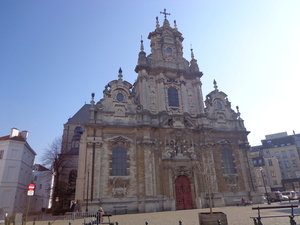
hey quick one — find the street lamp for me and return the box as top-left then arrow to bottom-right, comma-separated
86,168 -> 90,212
260,167 -> 271,205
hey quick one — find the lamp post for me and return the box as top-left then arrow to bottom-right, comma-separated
86,168 -> 90,212
260,167 -> 271,205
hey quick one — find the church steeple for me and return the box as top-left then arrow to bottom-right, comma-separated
133,10 -> 205,115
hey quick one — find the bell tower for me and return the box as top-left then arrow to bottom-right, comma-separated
134,9 -> 205,116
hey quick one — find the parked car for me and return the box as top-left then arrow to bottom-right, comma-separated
282,195 -> 289,201
281,191 -> 297,200
295,191 -> 300,199
269,191 -> 283,202
0,208 -> 5,225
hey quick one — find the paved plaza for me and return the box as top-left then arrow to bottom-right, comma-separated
29,201 -> 300,225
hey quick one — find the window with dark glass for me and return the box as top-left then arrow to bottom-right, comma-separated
168,87 -> 179,107
116,93 -> 124,102
268,159 -> 273,166
282,151 -> 287,158
112,146 -> 127,176
221,149 -> 236,174
289,149 -> 296,157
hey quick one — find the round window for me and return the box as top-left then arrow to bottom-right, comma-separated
166,47 -> 172,53
116,93 -> 124,102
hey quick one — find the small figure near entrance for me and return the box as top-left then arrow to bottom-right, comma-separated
241,197 -> 253,206
87,207 -> 104,225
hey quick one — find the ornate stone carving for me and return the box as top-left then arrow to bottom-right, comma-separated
108,136 -> 131,148
164,131 -> 196,159
110,179 -> 128,198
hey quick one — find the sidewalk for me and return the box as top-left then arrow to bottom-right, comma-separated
28,201 -> 300,225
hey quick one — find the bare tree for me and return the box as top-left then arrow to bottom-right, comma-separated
194,147 -> 216,214
40,137 -> 71,209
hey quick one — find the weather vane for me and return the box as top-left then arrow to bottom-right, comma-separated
160,8 -> 170,19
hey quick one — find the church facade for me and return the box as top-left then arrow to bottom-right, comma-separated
61,12 -> 258,213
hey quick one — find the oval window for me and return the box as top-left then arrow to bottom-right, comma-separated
216,102 -> 222,110
117,93 -> 124,102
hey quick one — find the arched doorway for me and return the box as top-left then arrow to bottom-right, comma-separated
175,175 -> 194,210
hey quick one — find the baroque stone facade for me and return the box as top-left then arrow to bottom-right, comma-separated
61,12 -> 257,213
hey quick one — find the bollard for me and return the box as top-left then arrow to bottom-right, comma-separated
116,222 -> 118,225
69,222 -> 71,225
217,220 -> 221,225
33,222 -> 35,225
179,220 -> 182,225
48,222 -> 51,225
145,222 -> 148,225
289,215 -> 296,225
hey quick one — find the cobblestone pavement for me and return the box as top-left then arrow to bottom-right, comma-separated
29,201 -> 300,225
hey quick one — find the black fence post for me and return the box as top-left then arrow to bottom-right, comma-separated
217,220 -> 221,225
179,220 -> 182,225
115,222 -> 118,225
289,215 -> 296,225
145,222 -> 148,225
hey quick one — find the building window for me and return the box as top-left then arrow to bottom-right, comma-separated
282,173 -> 286,179
275,152 -> 280,159
265,150 -> 271,156
216,101 -> 222,110
72,140 -> 79,148
271,171 -> 276,177
221,149 -> 236,174
268,159 -> 273,166
282,151 -> 287,158
69,170 -> 77,184
273,180 -> 278,185
116,93 -> 124,102
292,160 -> 298,167
39,184 -> 42,189
112,146 -> 127,176
289,149 -> 296,157
0,150 -> 4,159
284,161 -> 290,168
168,87 -> 179,107
34,176 -> 37,181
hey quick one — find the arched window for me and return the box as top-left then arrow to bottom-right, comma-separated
69,170 -> 77,184
168,87 -> 179,107
112,146 -> 127,176
221,149 -> 236,174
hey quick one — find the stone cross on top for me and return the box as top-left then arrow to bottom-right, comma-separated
160,8 -> 170,19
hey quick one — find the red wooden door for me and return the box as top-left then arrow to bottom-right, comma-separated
175,175 -> 194,210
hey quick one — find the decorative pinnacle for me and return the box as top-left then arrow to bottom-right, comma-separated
160,8 -> 170,20
90,93 -> 95,107
236,106 -> 240,113
213,79 -> 218,90
118,67 -> 123,80
190,44 -> 194,59
140,36 -> 144,51
174,20 -> 177,30
156,16 -> 159,28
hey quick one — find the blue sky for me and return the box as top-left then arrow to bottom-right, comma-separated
1,0 -> 299,163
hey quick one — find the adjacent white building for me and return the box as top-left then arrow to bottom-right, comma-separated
0,128 -> 36,216
32,164 -> 52,212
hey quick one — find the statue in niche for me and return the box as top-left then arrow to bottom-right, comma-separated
175,141 -> 183,156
